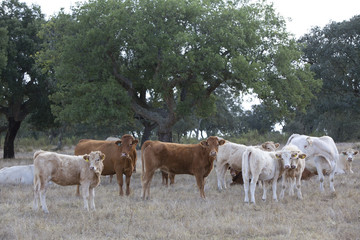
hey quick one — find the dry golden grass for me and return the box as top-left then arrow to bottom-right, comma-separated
0,144 -> 360,240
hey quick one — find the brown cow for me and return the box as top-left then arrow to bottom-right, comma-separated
141,136 -> 225,199
33,150 -> 105,213
74,134 -> 138,196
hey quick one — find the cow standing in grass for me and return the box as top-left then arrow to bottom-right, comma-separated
75,134 -> 138,196
33,150 -> 105,213
141,136 -> 225,199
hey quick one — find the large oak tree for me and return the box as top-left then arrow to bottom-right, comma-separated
0,0 -> 51,158
40,0 -> 320,142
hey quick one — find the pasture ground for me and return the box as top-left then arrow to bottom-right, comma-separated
0,143 -> 360,240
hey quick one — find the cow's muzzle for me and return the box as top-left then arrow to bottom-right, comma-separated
291,165 -> 296,169
284,165 -> 290,169
209,151 -> 217,157
121,153 -> 128,157
347,158 -> 353,162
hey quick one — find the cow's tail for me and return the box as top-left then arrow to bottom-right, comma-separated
242,148 -> 252,181
141,141 -> 152,182
33,150 -> 44,160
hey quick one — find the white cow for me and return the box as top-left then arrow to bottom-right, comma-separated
33,150 -> 105,213
286,134 -> 338,192
336,148 -> 358,174
278,145 -> 306,200
215,141 -> 279,190
0,165 -> 34,185
242,147 -> 298,204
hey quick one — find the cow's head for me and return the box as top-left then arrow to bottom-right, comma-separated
200,136 -> 226,157
84,151 -> 105,174
115,134 -> 139,158
342,148 -> 358,162
262,141 -> 280,151
276,150 -> 306,169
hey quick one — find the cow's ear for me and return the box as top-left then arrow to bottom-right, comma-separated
262,143 -> 266,149
132,139 -> 139,146
299,154 -> 306,159
200,140 -> 208,147
342,151 -> 347,155
115,140 -> 122,146
275,143 -> 280,149
275,153 -> 282,159
100,153 -> 106,161
306,137 -> 313,146
83,155 -> 89,162
354,151 -> 359,155
219,139 -> 226,146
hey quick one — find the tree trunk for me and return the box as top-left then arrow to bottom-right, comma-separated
157,131 -> 172,142
3,117 -> 21,159
141,121 -> 157,147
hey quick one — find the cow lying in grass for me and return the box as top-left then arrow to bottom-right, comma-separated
0,165 -> 34,185
33,150 -> 105,213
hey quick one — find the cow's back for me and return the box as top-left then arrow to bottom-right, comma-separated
143,141 -> 207,174
75,139 -> 118,175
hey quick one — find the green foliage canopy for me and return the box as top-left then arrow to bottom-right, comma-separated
284,15 -> 360,141
39,0 -> 320,141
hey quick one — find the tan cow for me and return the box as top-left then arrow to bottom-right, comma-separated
33,150 -> 105,213
141,136 -> 225,199
74,134 -> 138,196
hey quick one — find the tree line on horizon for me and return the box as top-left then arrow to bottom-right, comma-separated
0,0 -> 359,158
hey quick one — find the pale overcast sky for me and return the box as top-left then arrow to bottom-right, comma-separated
23,0 -> 360,38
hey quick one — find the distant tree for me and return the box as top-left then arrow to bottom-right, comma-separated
0,0 -> 49,158
284,15 -> 360,141
39,0 -> 320,143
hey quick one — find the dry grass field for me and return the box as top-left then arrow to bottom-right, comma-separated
0,143 -> 360,240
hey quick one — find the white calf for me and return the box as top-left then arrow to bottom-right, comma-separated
215,141 -> 279,190
33,150 -> 105,213
336,148 -> 358,174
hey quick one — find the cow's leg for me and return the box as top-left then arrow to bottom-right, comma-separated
195,175 -> 206,198
280,173 -> 286,200
329,168 -> 336,192
262,181 -> 267,201
142,170 -> 155,200
314,156 -> 325,192
289,178 -> 295,196
109,175 -> 113,183
250,175 -> 259,204
38,176 -> 49,213
161,171 -> 168,186
295,175 -> 303,200
272,176 -> 278,202
215,163 -> 227,190
349,162 -> 353,174
125,174 -> 131,196
76,185 -> 80,196
81,183 -> 90,211
89,187 -> 96,210
116,172 -> 124,196
33,175 -> 40,211
243,170 -> 250,203
169,173 -> 175,185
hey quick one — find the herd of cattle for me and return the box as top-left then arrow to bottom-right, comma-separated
0,134 -> 358,213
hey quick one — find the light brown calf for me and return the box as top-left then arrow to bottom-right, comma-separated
33,150 -> 105,213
